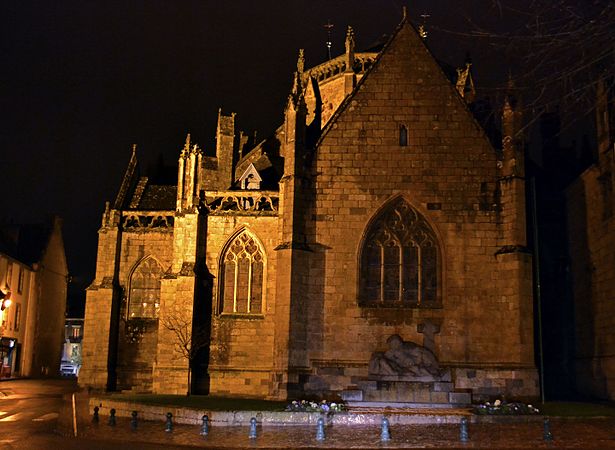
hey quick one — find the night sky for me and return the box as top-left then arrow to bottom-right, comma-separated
2,1 -> 527,310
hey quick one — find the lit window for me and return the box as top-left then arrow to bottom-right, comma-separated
359,197 -> 439,307
220,231 -> 264,314
17,267 -> 24,294
128,257 -> 163,319
14,303 -> 21,332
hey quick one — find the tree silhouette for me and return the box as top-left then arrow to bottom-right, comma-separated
161,307 -> 210,396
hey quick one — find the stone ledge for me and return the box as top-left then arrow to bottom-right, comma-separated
89,396 -> 477,425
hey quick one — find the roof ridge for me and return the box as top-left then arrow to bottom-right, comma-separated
314,17 -> 410,148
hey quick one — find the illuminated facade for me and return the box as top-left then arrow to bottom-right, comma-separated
0,217 -> 68,378
80,16 -> 537,401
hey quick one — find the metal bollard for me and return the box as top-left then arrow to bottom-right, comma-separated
108,408 -> 116,427
459,417 -> 469,442
380,416 -> 391,441
131,411 -> 138,431
316,416 -> 326,441
200,415 -> 209,436
543,417 -> 553,442
165,412 -> 173,432
92,406 -> 99,424
248,417 -> 257,439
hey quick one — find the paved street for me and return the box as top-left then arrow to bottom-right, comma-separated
2,379 -> 615,449
0,379 -> 75,449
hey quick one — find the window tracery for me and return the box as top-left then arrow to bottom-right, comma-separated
220,231 -> 264,315
359,198 -> 439,307
128,257 -> 163,319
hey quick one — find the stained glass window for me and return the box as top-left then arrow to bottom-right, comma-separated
220,232 -> 264,314
359,198 -> 439,307
128,257 -> 163,319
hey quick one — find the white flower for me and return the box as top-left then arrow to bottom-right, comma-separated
494,399 -> 501,406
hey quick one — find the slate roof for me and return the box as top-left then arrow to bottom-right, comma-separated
137,185 -> 177,210
0,222 -> 52,266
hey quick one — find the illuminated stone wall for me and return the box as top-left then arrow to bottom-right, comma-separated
80,18 -> 538,401
300,22 -> 536,399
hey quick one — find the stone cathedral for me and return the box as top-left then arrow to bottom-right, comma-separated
80,15 -> 538,403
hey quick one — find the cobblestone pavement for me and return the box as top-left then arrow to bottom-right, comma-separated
75,416 -> 615,449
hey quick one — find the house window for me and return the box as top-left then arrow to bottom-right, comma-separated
6,262 -> 12,288
359,197 -> 439,307
71,326 -> 81,339
219,231 -> 264,314
128,257 -> 163,319
17,267 -> 24,294
14,303 -> 21,332
399,124 -> 408,146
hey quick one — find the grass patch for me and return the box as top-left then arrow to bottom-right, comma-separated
109,394 -> 288,412
539,402 -> 615,417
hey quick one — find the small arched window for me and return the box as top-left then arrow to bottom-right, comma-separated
128,257 -> 163,319
220,231 -> 264,314
359,197 -> 439,307
399,124 -> 408,146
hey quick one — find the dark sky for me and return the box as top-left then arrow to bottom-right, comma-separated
1,1 -> 522,308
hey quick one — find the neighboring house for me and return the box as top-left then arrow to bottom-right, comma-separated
80,14 -> 537,401
0,216 -> 69,378
566,75 -> 615,400
61,317 -> 84,376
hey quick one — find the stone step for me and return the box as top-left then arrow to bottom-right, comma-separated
342,381 -> 471,405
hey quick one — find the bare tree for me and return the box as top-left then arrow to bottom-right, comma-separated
161,308 -> 210,396
430,1 -> 614,133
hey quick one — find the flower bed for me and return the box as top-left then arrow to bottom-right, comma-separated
285,400 -> 345,413
474,399 -> 540,415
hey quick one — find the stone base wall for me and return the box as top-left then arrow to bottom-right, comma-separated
152,366 -> 189,395
298,361 -> 539,404
450,367 -> 539,402
209,368 -> 276,399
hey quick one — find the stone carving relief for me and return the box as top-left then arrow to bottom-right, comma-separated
204,192 -> 278,215
121,214 -> 174,230
368,334 -> 446,381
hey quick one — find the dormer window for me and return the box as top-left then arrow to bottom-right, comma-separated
238,163 -> 263,190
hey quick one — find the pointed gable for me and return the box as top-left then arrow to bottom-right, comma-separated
238,163 -> 263,190
317,18 -> 492,152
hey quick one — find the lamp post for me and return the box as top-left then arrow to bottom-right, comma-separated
0,289 -> 11,311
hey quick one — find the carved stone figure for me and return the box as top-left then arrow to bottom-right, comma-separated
369,334 -> 442,380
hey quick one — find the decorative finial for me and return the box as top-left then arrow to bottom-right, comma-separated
345,26 -> 355,54
419,13 -> 430,39
297,49 -> 305,74
344,26 -> 355,73
402,6 -> 408,20
131,143 -> 137,156
184,133 -> 191,150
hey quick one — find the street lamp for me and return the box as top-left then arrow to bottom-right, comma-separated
0,289 -> 11,311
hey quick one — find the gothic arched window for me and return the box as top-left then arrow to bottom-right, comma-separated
219,231 -> 264,315
359,198 -> 439,307
128,257 -> 163,319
